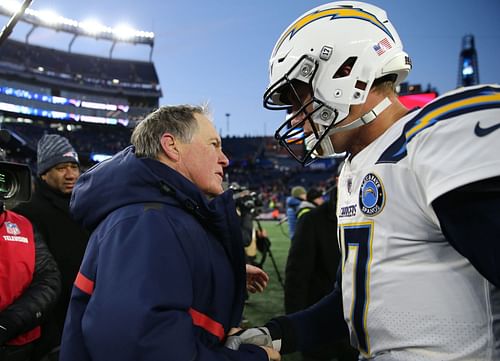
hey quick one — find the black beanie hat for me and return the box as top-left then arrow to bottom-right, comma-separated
37,134 -> 79,175
306,188 -> 323,203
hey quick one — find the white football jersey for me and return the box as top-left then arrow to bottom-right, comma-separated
337,85 -> 500,360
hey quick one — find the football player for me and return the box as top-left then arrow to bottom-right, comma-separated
226,1 -> 500,360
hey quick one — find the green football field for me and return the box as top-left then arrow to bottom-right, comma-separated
243,220 -> 302,361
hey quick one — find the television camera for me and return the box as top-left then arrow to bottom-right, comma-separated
229,183 -> 263,216
0,161 -> 31,203
0,130 -> 31,204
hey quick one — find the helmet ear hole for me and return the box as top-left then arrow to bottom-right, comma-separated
333,57 -> 357,78
355,81 -> 368,90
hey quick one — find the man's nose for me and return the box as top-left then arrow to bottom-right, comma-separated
293,113 -> 313,135
290,111 -> 306,127
302,119 -> 313,133
220,151 -> 229,167
65,168 -> 79,178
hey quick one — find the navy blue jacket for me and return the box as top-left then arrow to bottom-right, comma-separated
60,146 -> 267,361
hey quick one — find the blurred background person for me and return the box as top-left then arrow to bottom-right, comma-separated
295,187 -> 324,221
285,186 -> 306,238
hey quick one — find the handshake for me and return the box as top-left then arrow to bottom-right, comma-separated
225,327 -> 282,360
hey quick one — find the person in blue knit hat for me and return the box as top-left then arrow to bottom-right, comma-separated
15,133 -> 89,361
36,134 -> 80,192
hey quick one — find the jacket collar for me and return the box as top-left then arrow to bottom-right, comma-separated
36,177 -> 71,213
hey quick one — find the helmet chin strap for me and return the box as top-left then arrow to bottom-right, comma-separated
327,96 -> 392,135
306,97 -> 392,159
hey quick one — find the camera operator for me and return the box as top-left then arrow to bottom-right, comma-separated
238,201 -> 255,263
0,154 -> 61,361
231,185 -> 269,294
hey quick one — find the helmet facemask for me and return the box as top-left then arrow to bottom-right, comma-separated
264,55 -> 343,165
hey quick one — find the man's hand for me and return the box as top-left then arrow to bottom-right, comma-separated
246,264 -> 269,293
225,327 -> 281,351
262,346 -> 281,361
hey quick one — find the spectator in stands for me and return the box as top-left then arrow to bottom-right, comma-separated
295,187 -> 324,221
0,158 -> 61,361
59,105 -> 277,361
286,185 -> 306,238
284,185 -> 357,361
14,134 -> 89,361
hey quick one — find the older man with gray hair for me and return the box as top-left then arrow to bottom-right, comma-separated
60,105 -> 277,361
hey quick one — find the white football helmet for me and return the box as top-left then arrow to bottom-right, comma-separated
264,1 -> 411,165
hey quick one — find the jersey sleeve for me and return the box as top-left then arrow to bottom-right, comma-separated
432,176 -> 500,287
410,102 -> 500,205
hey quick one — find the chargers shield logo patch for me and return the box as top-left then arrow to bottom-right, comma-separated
359,173 -> 385,216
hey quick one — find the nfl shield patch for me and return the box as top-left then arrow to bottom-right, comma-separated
5,222 -> 21,235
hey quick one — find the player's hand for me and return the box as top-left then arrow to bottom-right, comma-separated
256,229 -> 268,238
246,264 -> 269,293
227,327 -> 242,336
225,327 -> 281,351
262,346 -> 281,361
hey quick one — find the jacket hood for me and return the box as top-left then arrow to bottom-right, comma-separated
70,146 -> 235,231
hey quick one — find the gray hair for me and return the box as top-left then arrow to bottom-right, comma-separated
131,104 -> 209,158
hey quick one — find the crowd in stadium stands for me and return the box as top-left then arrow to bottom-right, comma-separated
1,121 -> 131,168
0,39 -> 159,90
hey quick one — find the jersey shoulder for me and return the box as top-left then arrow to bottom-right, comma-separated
378,84 -> 500,164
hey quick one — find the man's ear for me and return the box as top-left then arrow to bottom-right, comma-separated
160,133 -> 180,161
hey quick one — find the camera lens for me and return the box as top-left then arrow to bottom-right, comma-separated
0,170 -> 19,199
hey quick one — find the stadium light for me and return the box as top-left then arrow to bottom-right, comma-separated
38,10 -> 62,26
113,24 -> 137,41
2,0 -> 20,14
0,1 -> 154,45
79,19 -> 107,36
0,0 -> 34,46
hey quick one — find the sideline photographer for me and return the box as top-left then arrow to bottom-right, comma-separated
0,138 -> 61,361
231,184 -> 282,289
231,184 -> 267,265
232,185 -> 262,265
234,190 -> 270,294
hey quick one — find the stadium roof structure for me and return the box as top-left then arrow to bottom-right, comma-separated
0,0 -> 155,59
